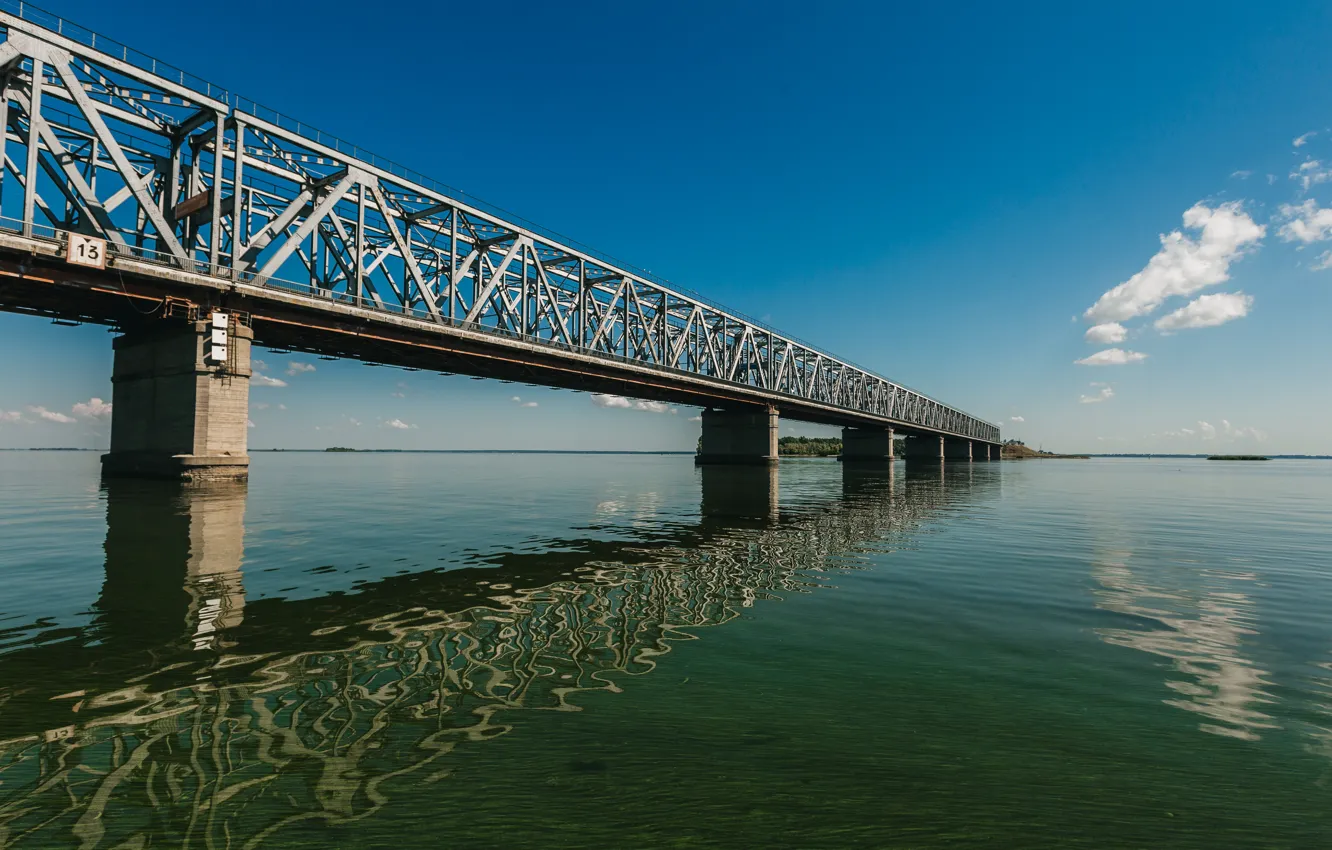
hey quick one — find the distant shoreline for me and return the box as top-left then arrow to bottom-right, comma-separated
2,448 -> 1329,460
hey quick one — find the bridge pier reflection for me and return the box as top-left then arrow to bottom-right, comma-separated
699,463 -> 780,524
841,459 -> 894,496
99,478 -> 247,653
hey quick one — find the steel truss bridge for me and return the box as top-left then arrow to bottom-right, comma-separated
0,2 -> 998,444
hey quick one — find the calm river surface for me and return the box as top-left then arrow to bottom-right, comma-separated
1,452 -> 1330,848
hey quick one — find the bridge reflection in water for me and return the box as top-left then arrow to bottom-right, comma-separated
0,461 -> 996,848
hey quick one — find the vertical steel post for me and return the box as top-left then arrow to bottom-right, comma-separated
520,245 -> 528,337
355,182 -> 365,308
87,137 -> 98,199
166,134 -> 181,221
447,205 -> 456,322
0,75 -> 10,211
309,225 -> 317,294
208,114 -> 224,270
658,293 -> 667,364
577,258 -> 586,346
230,117 -> 245,276
22,57 -> 43,238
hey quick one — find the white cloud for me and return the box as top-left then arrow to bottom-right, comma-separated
1277,200 -> 1332,244
348,418 -> 362,427
1294,131 -> 1317,148
383,418 -> 415,430
286,362 -> 316,376
1154,292 -> 1253,332
1230,170 -> 1252,180
687,414 -> 702,422
511,396 -> 522,402
1079,385 -> 1115,404
1009,416 -> 1025,422
27,406 -> 75,423
520,401 -> 538,408
1314,251 -> 1332,271
254,402 -> 270,410
1085,322 -> 1127,344
1159,420 -> 1265,443
1221,419 -> 1267,442
391,392 -> 405,398
71,397 -> 112,419
246,419 -> 255,428
252,359 -> 268,371
252,374 -> 288,388
1075,348 -> 1148,366
590,394 -> 670,413
0,410 -> 22,423
278,404 -> 287,411
1083,202 -> 1264,324
1291,159 -> 1332,192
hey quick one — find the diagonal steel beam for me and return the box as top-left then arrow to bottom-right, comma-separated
50,53 -> 189,263
464,237 -> 526,324
367,181 -> 441,322
255,171 -> 357,280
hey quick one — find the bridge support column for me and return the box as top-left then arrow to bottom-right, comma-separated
840,427 -> 895,463
944,438 -> 973,461
102,319 -> 252,482
694,407 -> 778,465
903,434 -> 944,463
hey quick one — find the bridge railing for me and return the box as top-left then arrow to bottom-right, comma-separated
0,0 -> 225,101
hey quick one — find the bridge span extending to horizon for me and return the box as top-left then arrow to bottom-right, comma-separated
0,3 -> 999,478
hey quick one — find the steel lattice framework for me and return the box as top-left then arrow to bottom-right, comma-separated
0,3 -> 998,443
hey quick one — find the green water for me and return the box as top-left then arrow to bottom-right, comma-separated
0,453 -> 1330,848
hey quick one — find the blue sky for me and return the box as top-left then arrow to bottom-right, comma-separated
2,0 -> 1331,452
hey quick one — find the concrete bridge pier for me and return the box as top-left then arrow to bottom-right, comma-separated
840,427 -> 895,463
902,434 -> 944,463
101,317 -> 252,482
944,438 -> 973,462
694,407 -> 778,465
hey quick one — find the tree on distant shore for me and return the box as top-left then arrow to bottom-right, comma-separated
778,436 -> 842,456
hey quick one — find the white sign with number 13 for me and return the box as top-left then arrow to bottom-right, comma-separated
66,234 -> 107,269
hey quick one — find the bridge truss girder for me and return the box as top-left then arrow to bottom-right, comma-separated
0,10 -> 998,444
